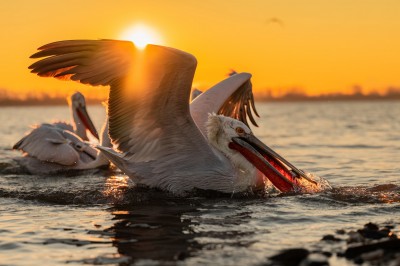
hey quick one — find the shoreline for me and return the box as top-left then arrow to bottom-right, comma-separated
1,97 -> 400,106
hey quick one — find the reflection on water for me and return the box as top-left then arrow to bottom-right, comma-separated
103,174 -> 130,203
108,200 -> 200,262
102,174 -> 206,262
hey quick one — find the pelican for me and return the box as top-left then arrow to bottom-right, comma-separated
55,91 -> 99,140
13,120 -> 110,175
28,40 -> 317,194
13,93 -> 110,174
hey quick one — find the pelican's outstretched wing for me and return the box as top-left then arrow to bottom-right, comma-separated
29,39 -> 135,86
29,41 -> 231,187
13,124 -> 80,166
190,72 -> 259,136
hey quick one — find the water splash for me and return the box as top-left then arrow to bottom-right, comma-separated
294,172 -> 332,194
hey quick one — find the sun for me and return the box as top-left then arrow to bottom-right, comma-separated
119,24 -> 163,49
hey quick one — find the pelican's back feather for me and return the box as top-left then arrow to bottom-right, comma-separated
13,124 -> 79,166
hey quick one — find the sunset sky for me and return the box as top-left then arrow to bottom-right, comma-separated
1,0 -> 400,99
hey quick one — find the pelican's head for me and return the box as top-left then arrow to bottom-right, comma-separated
207,114 -> 252,157
207,114 -> 262,190
68,92 -> 99,140
69,91 -> 86,108
207,114 -> 316,193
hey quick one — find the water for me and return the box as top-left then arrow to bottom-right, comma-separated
0,101 -> 399,265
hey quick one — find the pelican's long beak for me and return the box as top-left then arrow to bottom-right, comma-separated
76,105 -> 99,140
229,134 -> 316,192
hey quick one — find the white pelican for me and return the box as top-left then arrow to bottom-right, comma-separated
55,91 -> 99,141
28,40 -> 316,193
13,93 -> 110,174
13,120 -> 110,175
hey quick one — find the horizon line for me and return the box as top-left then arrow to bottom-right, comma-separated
1,92 -> 399,106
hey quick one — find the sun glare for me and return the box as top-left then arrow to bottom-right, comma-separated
120,24 -> 162,49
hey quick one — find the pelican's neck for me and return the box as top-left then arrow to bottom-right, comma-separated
88,116 -> 111,168
100,116 -> 111,147
71,106 -> 88,140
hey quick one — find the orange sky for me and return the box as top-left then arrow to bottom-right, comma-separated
1,0 -> 400,98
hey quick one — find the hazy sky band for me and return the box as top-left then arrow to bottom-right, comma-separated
1,0 -> 399,98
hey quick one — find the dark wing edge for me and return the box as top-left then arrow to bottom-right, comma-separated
217,78 -> 260,127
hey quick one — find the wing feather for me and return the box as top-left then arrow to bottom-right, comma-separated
190,73 -> 259,136
29,39 -> 136,86
218,78 -> 259,127
30,43 -> 98,58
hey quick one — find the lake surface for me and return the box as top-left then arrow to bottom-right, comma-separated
0,101 -> 399,265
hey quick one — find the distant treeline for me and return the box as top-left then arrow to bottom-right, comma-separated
255,92 -> 400,102
1,86 -> 400,106
255,86 -> 400,102
0,89 -> 107,106
0,98 -> 104,106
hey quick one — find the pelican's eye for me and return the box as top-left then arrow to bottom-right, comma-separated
235,127 -> 245,135
75,143 -> 84,151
